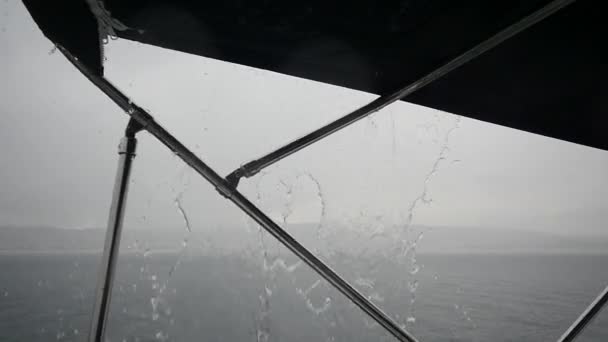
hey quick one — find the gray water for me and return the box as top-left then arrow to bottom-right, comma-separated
0,253 -> 607,342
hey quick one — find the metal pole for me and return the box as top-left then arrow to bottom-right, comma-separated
59,47 -> 418,342
557,285 -> 608,342
225,0 -> 577,187
88,120 -> 141,342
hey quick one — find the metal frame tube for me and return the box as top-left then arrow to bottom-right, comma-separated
88,123 -> 140,342
557,285 -> 608,342
225,0 -> 577,187
59,47 -> 419,342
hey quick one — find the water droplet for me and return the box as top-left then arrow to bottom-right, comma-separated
257,330 -> 269,342
355,277 -> 375,289
408,280 -> 419,292
154,331 -> 168,340
174,197 -> 192,233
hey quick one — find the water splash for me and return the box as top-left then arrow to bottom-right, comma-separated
150,296 -> 160,321
454,302 -> 476,329
399,115 -> 461,326
306,297 -> 332,315
296,280 -> 332,315
256,226 -> 275,341
143,248 -> 151,258
252,176 -> 276,342
257,329 -> 270,342
166,167 -> 193,278
251,171 -> 335,339
129,236 -> 173,327
278,178 -> 294,224
368,292 -> 384,303
174,195 -> 192,233
154,330 -> 169,341
263,258 -> 302,273
301,172 -> 327,245
133,169 -> 194,332
355,277 -> 375,290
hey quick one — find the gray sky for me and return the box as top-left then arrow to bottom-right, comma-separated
1,1 -> 607,238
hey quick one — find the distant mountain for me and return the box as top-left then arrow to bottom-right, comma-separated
415,226 -> 608,254
0,226 -> 105,252
1,224 -> 607,255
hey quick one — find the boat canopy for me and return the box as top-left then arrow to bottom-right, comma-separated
18,2 -> 608,342
22,0 -> 606,151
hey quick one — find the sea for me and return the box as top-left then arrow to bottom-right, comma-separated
1,252 -> 607,342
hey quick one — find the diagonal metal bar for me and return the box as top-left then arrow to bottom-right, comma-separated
225,0 -> 577,187
557,285 -> 608,342
58,46 -> 419,342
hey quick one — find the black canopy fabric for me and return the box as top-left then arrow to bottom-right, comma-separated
22,0 -> 607,151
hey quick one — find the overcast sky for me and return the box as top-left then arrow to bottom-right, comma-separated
1,1 -> 607,238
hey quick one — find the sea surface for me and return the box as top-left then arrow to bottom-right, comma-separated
1,252 -> 607,342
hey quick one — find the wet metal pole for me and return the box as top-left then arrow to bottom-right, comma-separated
88,120 -> 142,342
59,48 -> 418,342
557,285 -> 608,342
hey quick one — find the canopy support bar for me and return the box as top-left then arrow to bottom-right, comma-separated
557,285 -> 608,342
89,119 -> 143,342
225,0 -> 576,187
59,47 -> 419,342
